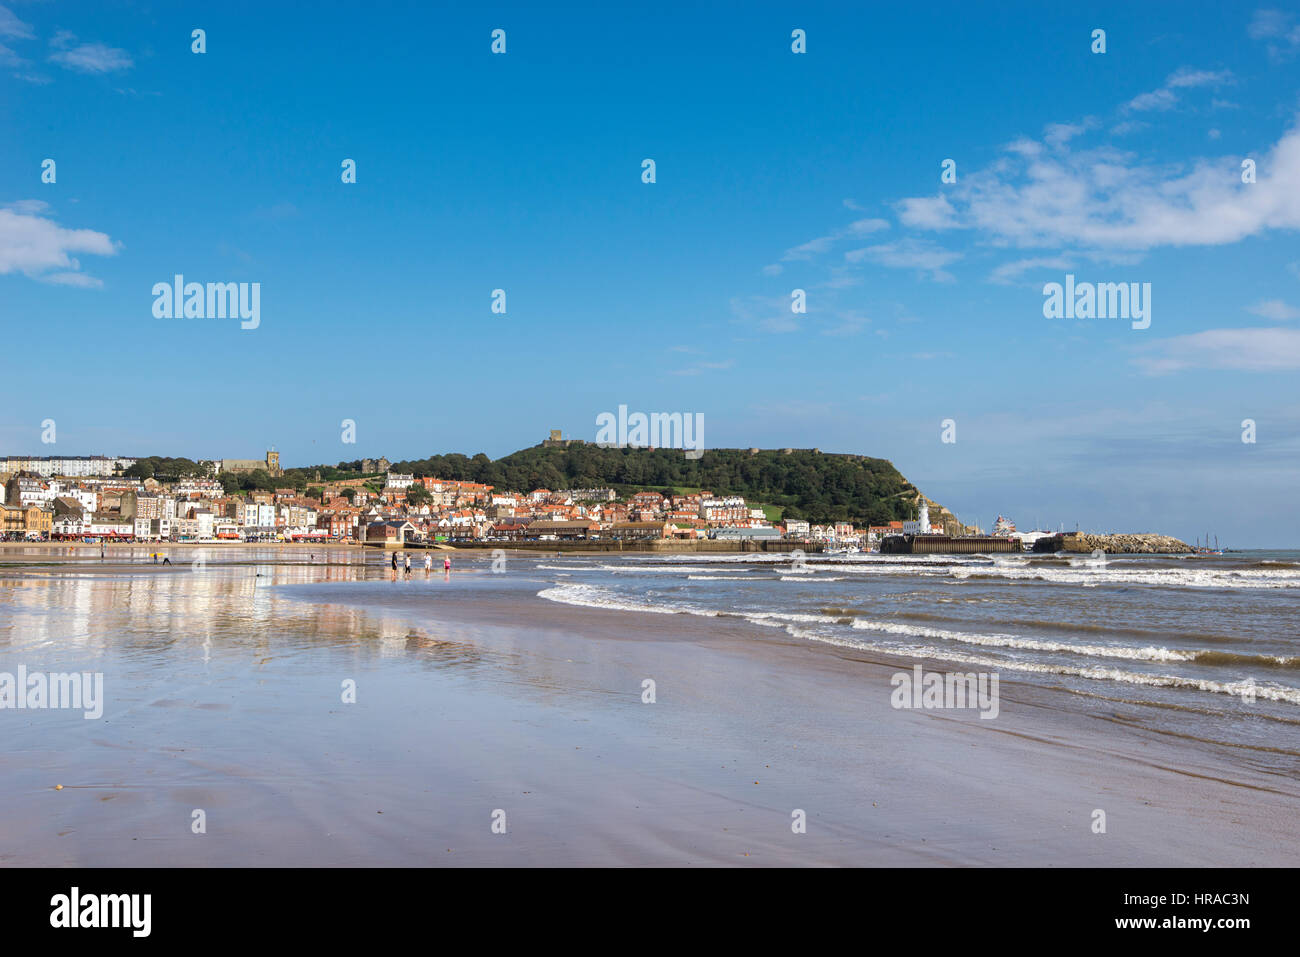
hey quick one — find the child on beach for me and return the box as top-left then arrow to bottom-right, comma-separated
424,554 -> 433,573
443,556 -> 451,573
404,554 -> 412,577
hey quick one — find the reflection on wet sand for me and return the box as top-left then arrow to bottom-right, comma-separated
0,546 -> 493,677
4,544 -> 1299,867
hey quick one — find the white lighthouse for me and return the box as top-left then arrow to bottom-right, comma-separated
904,499 -> 932,535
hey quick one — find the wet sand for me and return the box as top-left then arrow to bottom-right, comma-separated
1,550 -> 1297,866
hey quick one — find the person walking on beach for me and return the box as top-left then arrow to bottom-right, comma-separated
443,556 -> 451,574
391,550 -> 399,580
404,553 -> 412,577
424,553 -> 433,574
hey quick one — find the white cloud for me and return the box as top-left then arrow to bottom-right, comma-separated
780,217 -> 888,262
892,114 -> 1300,251
988,256 -> 1075,285
0,201 -> 118,285
1110,120 -> 1149,136
1044,119 -> 1100,148
0,5 -> 33,40
822,308 -> 872,337
1125,68 -> 1233,113
845,238 -> 961,282
1248,8 -> 1300,61
729,294 -> 801,333
42,271 -> 104,288
896,194 -> 958,230
1246,298 -> 1300,320
669,358 -> 734,376
1136,327 -> 1300,373
49,31 -> 133,74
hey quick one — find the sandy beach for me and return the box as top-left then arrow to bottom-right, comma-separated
1,546 -> 1297,866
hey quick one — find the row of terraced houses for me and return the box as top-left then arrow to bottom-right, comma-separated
0,455 -> 887,544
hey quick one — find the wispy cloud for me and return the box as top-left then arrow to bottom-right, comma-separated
0,200 -> 118,286
988,255 -> 1075,286
729,294 -> 801,333
1044,118 -> 1100,148
1246,298 -> 1300,321
1248,8 -> 1300,61
1124,67 -> 1233,113
822,308 -> 873,337
773,216 -> 889,266
0,5 -> 33,40
893,114 -> 1300,252
49,31 -> 133,74
894,194 -> 957,230
1136,327 -> 1300,373
669,358 -> 735,376
845,238 -> 961,282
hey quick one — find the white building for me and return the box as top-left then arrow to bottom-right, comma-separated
903,500 -> 942,535
175,478 -> 225,498
7,478 -> 55,508
53,514 -> 86,537
2,455 -> 135,478
385,473 -> 416,489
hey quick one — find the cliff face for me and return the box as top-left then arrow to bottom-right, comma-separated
1034,532 -> 1193,554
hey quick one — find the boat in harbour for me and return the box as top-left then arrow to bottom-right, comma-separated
1196,533 -> 1224,555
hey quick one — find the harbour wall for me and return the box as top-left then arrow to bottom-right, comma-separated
881,535 -> 1020,554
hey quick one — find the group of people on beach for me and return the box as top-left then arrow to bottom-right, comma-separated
391,549 -> 450,579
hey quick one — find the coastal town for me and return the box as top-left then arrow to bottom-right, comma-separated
0,451 -> 951,549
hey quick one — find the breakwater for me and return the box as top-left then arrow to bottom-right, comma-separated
438,539 -> 817,554
880,534 -> 1020,554
1032,532 -> 1193,554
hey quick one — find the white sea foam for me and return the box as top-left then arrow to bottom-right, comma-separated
783,625 -> 1300,705
537,583 -> 728,620
536,565 -> 1300,706
948,564 -> 1300,589
849,618 -> 1196,663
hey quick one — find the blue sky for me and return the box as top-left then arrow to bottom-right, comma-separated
3,1 -> 1300,545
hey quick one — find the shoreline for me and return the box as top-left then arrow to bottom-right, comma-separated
2,553 -> 1296,865
0,540 -> 1212,558
266,572 -> 1300,865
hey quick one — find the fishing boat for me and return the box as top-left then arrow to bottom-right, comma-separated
1195,533 -> 1224,555
823,542 -> 861,556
